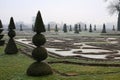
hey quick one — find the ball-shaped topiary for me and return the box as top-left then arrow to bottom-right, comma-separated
32,34 -> 46,46
32,47 -> 48,62
8,29 -> 16,38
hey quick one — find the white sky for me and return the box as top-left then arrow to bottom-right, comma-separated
0,0 -> 117,25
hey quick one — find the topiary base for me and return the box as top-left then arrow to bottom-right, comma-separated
27,61 -> 53,76
4,38 -> 18,54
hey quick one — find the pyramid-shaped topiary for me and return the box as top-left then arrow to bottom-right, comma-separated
20,24 -> 23,31
63,24 -> 67,33
0,20 -> 5,46
84,24 -> 87,31
89,24 -> 93,32
74,24 -> 79,34
27,11 -> 53,76
4,17 -> 18,54
101,24 -> 107,33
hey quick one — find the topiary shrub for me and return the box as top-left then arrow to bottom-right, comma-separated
63,24 -> 67,33
74,24 -> 79,34
27,11 -> 53,76
101,23 -> 107,33
89,24 -> 93,32
0,20 -> 5,46
27,62 -> 53,76
4,17 -> 18,54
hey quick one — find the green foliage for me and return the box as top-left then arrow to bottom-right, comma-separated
32,33 -> 46,46
94,25 -> 96,31
0,20 -> 3,28
8,29 -> 16,38
8,17 -> 16,30
5,38 -> 18,54
20,24 -> 23,31
84,24 -> 87,31
0,20 -> 4,46
32,47 -> 48,62
74,24 -> 79,34
69,25 -> 72,31
34,11 -> 46,33
55,24 -> 58,32
48,24 -> 50,31
63,24 -> 67,33
27,62 -> 53,76
102,24 -> 107,33
112,25 -> 115,31
89,24 -> 93,32
78,24 -> 82,32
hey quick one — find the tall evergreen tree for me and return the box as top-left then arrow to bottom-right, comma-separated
89,24 -> 93,32
27,11 -> 53,76
101,23 -> 107,33
63,24 -> 67,33
5,17 -> 18,54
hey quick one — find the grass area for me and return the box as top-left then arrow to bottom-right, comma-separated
1,46 -> 120,80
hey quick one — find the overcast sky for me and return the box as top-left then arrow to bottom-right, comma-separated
0,0 -> 117,25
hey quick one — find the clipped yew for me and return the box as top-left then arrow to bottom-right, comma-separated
101,24 -> 107,33
27,11 -> 53,76
0,20 -> 5,46
5,17 -> 18,54
89,24 -> 93,32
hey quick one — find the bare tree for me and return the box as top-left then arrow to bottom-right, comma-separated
106,0 -> 120,31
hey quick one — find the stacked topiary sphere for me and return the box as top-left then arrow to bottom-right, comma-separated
27,11 -> 53,76
4,17 -> 18,54
0,20 -> 5,46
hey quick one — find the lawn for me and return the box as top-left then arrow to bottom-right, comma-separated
0,45 -> 120,80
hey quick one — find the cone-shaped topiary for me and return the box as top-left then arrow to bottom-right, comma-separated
89,24 -> 92,32
20,24 -> 23,31
34,11 -> 46,33
5,17 -> 18,54
4,38 -> 18,54
55,24 -> 58,32
69,25 -> 72,31
63,24 -> 67,33
74,24 -> 79,34
112,25 -> 115,31
0,20 -> 5,46
78,24 -> 82,32
94,25 -> 96,31
27,11 -> 53,76
101,24 -> 107,33
8,17 -> 16,30
47,24 -> 50,32
84,24 -> 87,31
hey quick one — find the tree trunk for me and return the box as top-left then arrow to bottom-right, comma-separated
117,12 -> 120,31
